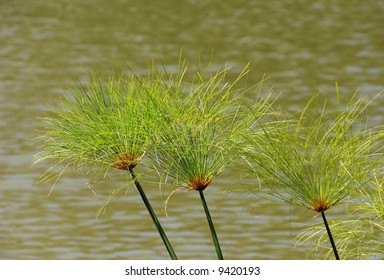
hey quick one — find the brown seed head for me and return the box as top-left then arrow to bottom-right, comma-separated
188,176 -> 212,191
310,199 -> 331,212
112,152 -> 139,170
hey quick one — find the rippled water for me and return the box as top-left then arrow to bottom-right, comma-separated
1,0 -> 383,259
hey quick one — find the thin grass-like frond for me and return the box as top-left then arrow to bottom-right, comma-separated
34,68 -> 179,259
149,64 -> 273,192
244,91 -> 382,212
34,73 -> 161,182
146,62 -> 274,259
243,88 -> 383,259
299,173 -> 384,259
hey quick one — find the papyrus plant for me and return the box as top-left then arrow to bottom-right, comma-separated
243,90 -> 383,259
298,172 -> 384,259
35,72 -> 177,259
148,64 -> 272,259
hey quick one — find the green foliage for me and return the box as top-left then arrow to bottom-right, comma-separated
298,174 -> 384,259
144,61 -> 273,259
148,64 -> 272,192
34,68 -> 179,259
243,92 -> 383,213
34,57 -> 384,259
242,89 -> 383,259
35,72 -> 162,183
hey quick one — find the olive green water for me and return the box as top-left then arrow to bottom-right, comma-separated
1,0 -> 383,259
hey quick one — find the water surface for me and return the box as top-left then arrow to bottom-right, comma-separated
1,0 -> 383,259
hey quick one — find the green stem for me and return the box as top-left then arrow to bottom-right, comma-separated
128,166 -> 178,260
199,190 -> 224,260
321,211 -> 340,260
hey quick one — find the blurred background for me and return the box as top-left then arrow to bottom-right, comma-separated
1,0 -> 383,259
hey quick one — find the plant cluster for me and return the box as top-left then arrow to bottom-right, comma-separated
243,91 -> 384,259
35,60 -> 384,260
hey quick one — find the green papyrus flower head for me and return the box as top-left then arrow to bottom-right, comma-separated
35,71 -> 162,184
244,90 -> 383,213
148,63 -> 273,192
